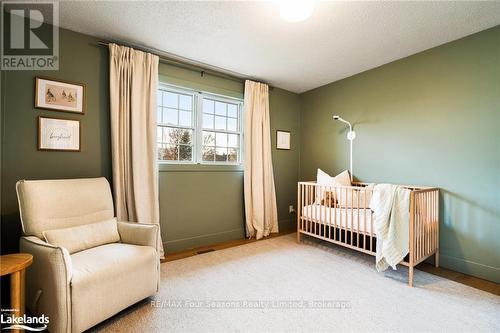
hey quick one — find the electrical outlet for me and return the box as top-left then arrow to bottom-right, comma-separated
289,205 -> 295,214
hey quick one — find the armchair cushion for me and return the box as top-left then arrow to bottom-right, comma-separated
42,219 -> 120,254
117,221 -> 159,249
70,243 -> 158,332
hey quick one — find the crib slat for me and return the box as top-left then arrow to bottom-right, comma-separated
350,187 -> 354,246
364,189 -> 367,251
322,185 -> 326,237
357,187 -> 360,248
307,184 -> 310,233
344,188 -> 347,245
415,193 -> 420,261
427,192 -> 430,256
328,187 -> 333,239
300,184 -> 303,231
333,187 -> 337,241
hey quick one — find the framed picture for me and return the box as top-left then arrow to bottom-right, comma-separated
276,130 -> 291,150
35,77 -> 86,114
38,116 -> 81,151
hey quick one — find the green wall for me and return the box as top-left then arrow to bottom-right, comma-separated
0,28 -> 301,256
299,26 -> 500,282
1,28 -> 111,253
158,64 -> 301,253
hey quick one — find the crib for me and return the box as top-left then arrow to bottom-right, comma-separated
296,181 -> 439,286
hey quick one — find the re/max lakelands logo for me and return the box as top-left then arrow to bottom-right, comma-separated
1,1 -> 59,70
0,313 -> 49,331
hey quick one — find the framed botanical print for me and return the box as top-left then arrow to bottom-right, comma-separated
35,77 -> 86,114
276,130 -> 291,150
38,116 -> 81,151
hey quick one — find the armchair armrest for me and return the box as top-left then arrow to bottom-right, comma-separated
117,222 -> 159,250
20,236 -> 72,333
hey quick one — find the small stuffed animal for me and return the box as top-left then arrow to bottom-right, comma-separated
321,191 -> 336,207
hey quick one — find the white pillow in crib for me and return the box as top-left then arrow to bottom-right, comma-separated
337,183 -> 375,208
315,169 -> 351,204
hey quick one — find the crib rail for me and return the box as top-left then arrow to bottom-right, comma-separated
297,181 -> 439,286
410,189 -> 440,267
297,181 -> 376,254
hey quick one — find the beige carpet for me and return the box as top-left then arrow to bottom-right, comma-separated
90,234 -> 500,332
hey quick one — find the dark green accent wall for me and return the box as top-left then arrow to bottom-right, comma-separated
299,26 -> 500,282
0,29 -> 301,256
0,28 -> 111,305
1,29 -> 111,254
158,64 -> 300,253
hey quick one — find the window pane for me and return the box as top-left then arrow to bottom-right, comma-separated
215,147 -> 227,161
203,114 -> 214,129
165,108 -> 178,125
228,134 -> 238,147
203,131 -> 215,146
157,127 -> 163,143
227,104 -> 237,118
162,127 -> 171,143
215,116 -> 226,130
164,128 -> 192,144
179,111 -> 192,127
215,102 -> 226,116
179,145 -> 192,161
157,91 -> 163,106
158,147 -> 167,160
164,92 -> 178,108
202,146 -> 215,162
203,99 -> 214,114
227,118 -> 237,132
157,107 -> 163,124
176,128 -> 193,144
228,148 -> 238,162
216,133 -> 227,146
179,95 -> 192,110
163,144 -> 178,160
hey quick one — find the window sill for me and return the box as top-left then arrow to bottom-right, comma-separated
158,162 -> 244,172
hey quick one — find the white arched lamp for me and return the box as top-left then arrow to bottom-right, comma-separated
333,115 -> 356,181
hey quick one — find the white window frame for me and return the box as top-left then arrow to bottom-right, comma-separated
157,85 -> 197,164
158,83 -> 244,165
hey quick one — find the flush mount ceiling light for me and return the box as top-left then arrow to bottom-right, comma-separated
280,0 -> 315,22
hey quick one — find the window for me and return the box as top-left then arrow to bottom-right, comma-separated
157,89 -> 195,162
157,85 -> 243,164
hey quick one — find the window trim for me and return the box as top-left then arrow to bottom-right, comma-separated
158,83 -> 244,165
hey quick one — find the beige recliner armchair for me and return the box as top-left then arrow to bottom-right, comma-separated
16,177 -> 160,333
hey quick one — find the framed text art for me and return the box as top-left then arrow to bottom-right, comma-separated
38,117 -> 81,151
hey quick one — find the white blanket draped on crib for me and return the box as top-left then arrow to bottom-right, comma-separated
369,184 -> 411,272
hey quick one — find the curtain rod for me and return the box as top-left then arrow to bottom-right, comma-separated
97,41 -> 272,88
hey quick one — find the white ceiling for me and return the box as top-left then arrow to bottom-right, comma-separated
59,1 -> 500,93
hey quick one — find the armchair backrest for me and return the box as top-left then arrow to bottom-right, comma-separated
16,177 -> 115,239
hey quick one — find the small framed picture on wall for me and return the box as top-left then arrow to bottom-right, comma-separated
276,130 -> 291,150
38,116 -> 81,151
35,77 -> 86,114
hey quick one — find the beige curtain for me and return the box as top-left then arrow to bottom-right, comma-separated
109,43 -> 164,257
243,80 -> 279,240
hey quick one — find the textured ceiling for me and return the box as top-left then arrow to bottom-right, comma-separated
59,1 -> 500,93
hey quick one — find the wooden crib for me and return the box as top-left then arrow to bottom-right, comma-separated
296,181 -> 439,286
